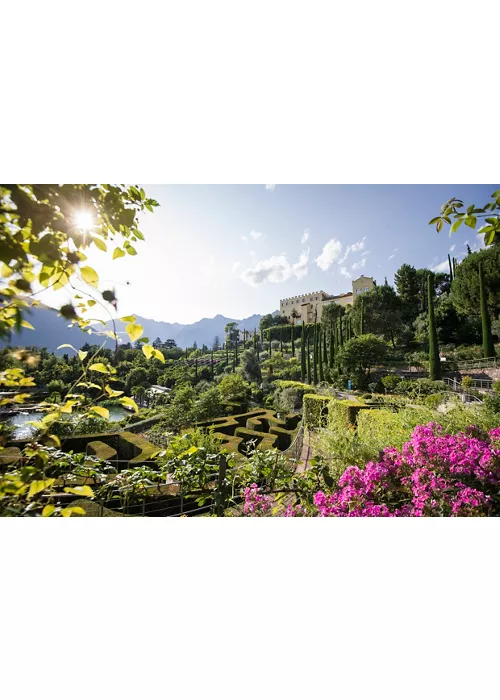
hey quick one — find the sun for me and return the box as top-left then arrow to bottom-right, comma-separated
74,210 -> 94,232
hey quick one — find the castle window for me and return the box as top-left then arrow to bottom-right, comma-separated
364,287 -> 369,292
356,288 -> 361,294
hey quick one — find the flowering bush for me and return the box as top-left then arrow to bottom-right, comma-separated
243,484 -> 272,516
310,423 -> 500,517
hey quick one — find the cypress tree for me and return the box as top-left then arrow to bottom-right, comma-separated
360,297 -> 365,335
313,324 -> 318,385
329,322 -> 334,368
301,324 -> 306,381
428,272 -> 441,380
479,261 -> 495,358
319,328 -> 325,382
210,350 -> 214,380
195,358 -> 198,382
280,328 -> 283,354
226,342 -> 229,365
339,315 -> 344,347
306,335 -> 311,384
323,326 -> 327,368
269,330 -> 272,358
291,323 -> 295,357
448,254 -> 453,281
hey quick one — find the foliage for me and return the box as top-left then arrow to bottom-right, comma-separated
450,246 -> 500,317
310,424 -> 500,517
428,272 -> 441,380
217,374 -> 250,406
381,374 -> 401,391
394,263 -> 420,322
479,261 -> 496,358
350,283 -> 403,346
303,394 -> 331,428
338,334 -> 388,381
429,192 -> 500,246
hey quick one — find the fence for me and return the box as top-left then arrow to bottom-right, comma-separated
453,357 -> 497,371
440,390 -> 483,405
283,421 -> 304,464
443,377 -> 492,393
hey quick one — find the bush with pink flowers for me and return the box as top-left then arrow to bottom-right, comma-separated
243,483 -> 272,516
309,423 -> 500,517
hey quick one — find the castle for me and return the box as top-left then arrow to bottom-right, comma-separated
279,275 -> 376,324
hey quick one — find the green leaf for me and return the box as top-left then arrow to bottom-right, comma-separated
61,506 -> 86,517
64,485 -> 95,497
113,247 -> 126,260
42,505 -> 55,517
120,315 -> 136,323
125,322 -> 143,342
142,344 -> 154,360
78,350 -> 88,361
92,237 -> 107,252
90,405 -> 110,419
125,244 -> 137,256
465,215 -> 476,229
119,396 -> 139,413
436,220 -> 443,233
153,348 -> 165,363
20,320 -> 35,330
57,343 -> 77,352
80,266 -> 99,287
428,217 -> 441,225
484,230 -> 496,246
28,479 -> 55,500
450,219 -> 463,233
89,362 -> 109,373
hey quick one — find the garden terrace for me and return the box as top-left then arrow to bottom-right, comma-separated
195,409 -> 302,457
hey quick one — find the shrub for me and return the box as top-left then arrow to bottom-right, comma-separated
309,424 -> 500,517
330,399 -> 369,427
303,394 -> 331,428
381,374 -> 402,391
461,375 -> 473,391
424,393 -> 446,410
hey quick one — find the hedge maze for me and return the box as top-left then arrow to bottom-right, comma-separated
196,409 -> 302,457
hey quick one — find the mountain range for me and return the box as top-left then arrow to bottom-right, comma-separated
0,304 -> 277,353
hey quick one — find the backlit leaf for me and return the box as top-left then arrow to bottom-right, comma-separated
61,506 -> 86,517
113,247 -> 126,260
20,320 -> 34,330
78,350 -> 88,361
142,344 -> 154,359
89,363 -> 109,373
80,266 -> 99,287
42,505 -> 55,517
28,479 -> 55,499
119,396 -> 139,413
92,237 -> 107,252
120,315 -> 136,323
125,322 -> 143,342
64,485 -> 94,497
90,405 -> 110,420
57,344 -> 77,352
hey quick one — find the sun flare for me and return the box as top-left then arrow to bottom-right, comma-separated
74,210 -> 93,232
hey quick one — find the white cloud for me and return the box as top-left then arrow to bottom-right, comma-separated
232,262 -> 241,273
449,244 -> 456,253
301,229 -> 310,244
241,235 -> 248,242
431,260 -> 450,273
388,254 -> 395,260
315,238 -> 343,271
339,266 -> 351,279
339,237 -> 366,264
249,230 -> 263,241
352,258 -> 367,270
361,251 -> 370,257
265,184 -> 276,191
241,249 -> 309,286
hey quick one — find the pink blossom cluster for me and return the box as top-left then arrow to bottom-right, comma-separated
284,504 -> 308,517
243,483 -> 272,516
310,423 -> 500,517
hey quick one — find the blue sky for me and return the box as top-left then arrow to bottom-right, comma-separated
46,184 -> 498,324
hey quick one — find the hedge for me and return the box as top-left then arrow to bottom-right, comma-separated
86,440 -> 118,461
269,426 -> 294,450
329,399 -> 370,427
303,394 -> 331,428
234,427 -> 279,452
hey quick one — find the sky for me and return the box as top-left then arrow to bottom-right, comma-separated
43,184 -> 497,325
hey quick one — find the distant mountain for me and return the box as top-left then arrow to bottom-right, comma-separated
0,305 -> 278,353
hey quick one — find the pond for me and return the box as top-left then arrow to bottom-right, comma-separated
6,406 -> 128,440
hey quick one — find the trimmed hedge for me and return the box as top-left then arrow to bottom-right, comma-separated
269,426 -> 294,450
330,399 -> 369,427
235,427 -> 279,452
120,432 -> 159,465
86,441 -> 118,461
303,394 -> 331,428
